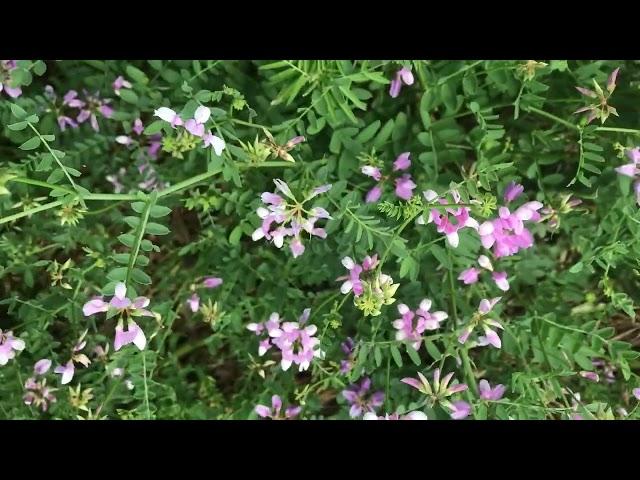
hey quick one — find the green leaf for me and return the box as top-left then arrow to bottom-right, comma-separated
390,345 -> 403,367
145,222 -> 170,236
7,121 -> 28,131
355,120 -> 381,144
10,103 -> 27,120
229,225 -> 243,246
113,253 -> 131,264
124,216 -> 141,229
33,60 -> 47,76
19,137 -> 41,151
131,268 -> 152,285
46,169 -> 64,184
107,267 -> 127,282
143,120 -> 165,135
374,346 -> 383,367
118,234 -> 136,248
131,202 -> 146,214
119,89 -> 139,105
405,344 -> 421,366
149,205 -> 172,218
125,66 -> 149,84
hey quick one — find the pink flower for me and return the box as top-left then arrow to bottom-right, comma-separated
203,277 -> 223,288
113,75 -> 132,95
579,371 -> 599,382
478,255 -> 493,271
458,267 -> 480,285
492,271 -> 510,292
614,147 -> 640,206
448,401 -> 471,420
340,337 -> 356,374
132,118 -> 144,135
251,179 -> 332,258
0,60 -> 22,97
270,309 -> 323,372
361,165 -> 382,181
365,185 -> 383,203
24,376 -> 56,412
83,282 -> 154,352
632,388 -> 640,400
458,297 -> 503,348
255,395 -> 301,420
393,152 -> 411,171
419,190 -> 479,248
202,131 -> 226,155
250,310 -> 323,372
74,90 -> 113,132
478,379 -> 506,401
114,320 -> 147,352
54,360 -> 75,385
338,255 -> 378,297
53,331 -> 91,385
504,182 -> 524,203
389,67 -> 415,98
394,174 -> 417,200
478,193 -> 543,258
34,359 -> 52,375
342,377 -> 384,418
393,299 -> 448,350
187,293 -> 200,312
0,329 -> 25,366
154,107 -> 184,128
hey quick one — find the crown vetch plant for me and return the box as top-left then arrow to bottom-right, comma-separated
1,59 -> 639,421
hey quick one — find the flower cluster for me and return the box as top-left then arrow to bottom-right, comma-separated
478,183 -> 543,258
418,189 -> 479,248
48,88 -> 114,132
342,377 -> 384,418
402,369 -> 470,419
0,60 -> 21,98
338,254 -> 399,316
361,152 -> 416,203
255,395 -> 301,420
251,179 -> 332,258
458,255 -> 509,292
0,329 -> 25,366
458,297 -> 503,349
393,299 -> 448,350
154,105 -> 226,156
574,67 -> 619,124
83,282 -> 156,352
24,360 -> 56,412
247,309 -> 323,372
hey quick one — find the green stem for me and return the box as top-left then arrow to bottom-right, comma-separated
125,195 -> 155,287
436,60 -> 484,86
142,351 -> 151,420
0,200 -> 64,225
594,127 -> 640,135
525,106 -> 578,131
9,177 -> 75,195
460,348 -> 479,397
